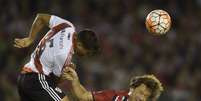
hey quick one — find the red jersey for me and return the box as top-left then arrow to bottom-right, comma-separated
92,90 -> 129,101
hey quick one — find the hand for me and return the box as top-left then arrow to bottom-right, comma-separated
69,62 -> 76,69
62,67 -> 79,82
14,37 -> 33,48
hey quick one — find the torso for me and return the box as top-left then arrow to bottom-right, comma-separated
24,15 -> 75,77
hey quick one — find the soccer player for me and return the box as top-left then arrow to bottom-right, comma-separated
14,14 -> 100,101
62,67 -> 164,101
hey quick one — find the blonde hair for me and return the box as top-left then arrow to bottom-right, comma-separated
130,74 -> 164,100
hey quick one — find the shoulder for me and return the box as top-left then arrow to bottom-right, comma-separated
92,90 -> 116,100
115,90 -> 129,96
49,15 -> 75,30
92,90 -> 129,101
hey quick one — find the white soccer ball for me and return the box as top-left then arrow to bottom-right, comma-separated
145,9 -> 171,35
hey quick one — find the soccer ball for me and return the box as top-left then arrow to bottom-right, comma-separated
145,9 -> 171,35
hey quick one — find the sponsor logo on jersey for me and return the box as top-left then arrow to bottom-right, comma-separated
55,87 -> 62,93
59,33 -> 65,49
67,33 -> 71,40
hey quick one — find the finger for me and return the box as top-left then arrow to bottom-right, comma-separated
14,44 -> 23,48
68,68 -> 76,74
17,43 -> 26,48
63,70 -> 71,74
15,39 -> 26,44
63,66 -> 70,70
63,73 -> 72,77
63,71 -> 73,76
68,67 -> 74,71
14,40 -> 20,44
62,73 -> 68,77
64,69 -> 75,75
14,38 -> 21,43
62,75 -> 73,80
15,38 -> 20,41
69,63 -> 76,69
64,67 -> 74,72
63,68 -> 70,72
63,73 -> 74,78
14,44 -> 20,48
65,68 -> 77,76
15,40 -> 24,46
63,76 -> 73,80
16,43 -> 25,47
69,63 -> 75,67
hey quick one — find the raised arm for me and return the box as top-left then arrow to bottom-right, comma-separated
14,13 -> 51,48
62,67 -> 93,101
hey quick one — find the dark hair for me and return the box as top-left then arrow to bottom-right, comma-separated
77,29 -> 100,55
130,75 -> 163,100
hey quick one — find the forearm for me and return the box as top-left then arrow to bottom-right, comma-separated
61,67 -> 93,101
71,80 -> 93,101
28,13 -> 51,40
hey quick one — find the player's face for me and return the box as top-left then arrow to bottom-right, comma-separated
129,84 -> 151,101
75,42 -> 89,56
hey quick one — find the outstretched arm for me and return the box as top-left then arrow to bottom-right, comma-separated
62,67 -> 93,101
14,13 -> 51,48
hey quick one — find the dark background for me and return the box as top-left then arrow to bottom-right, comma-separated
0,0 -> 201,101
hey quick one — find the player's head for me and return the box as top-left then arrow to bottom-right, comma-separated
74,29 -> 100,56
128,75 -> 163,101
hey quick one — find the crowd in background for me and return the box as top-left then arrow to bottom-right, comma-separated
0,0 -> 201,101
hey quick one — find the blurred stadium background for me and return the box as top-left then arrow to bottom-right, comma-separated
0,0 -> 201,101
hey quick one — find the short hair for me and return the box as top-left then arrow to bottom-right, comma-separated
130,75 -> 164,100
77,29 -> 100,55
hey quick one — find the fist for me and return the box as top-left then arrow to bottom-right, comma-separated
14,37 -> 33,48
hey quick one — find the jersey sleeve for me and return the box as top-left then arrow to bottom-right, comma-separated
49,15 -> 75,29
92,90 -> 129,101
92,90 -> 116,101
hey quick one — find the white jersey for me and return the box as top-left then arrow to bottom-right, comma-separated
24,15 -> 75,77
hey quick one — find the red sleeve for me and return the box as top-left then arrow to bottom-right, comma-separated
92,90 -> 129,101
92,90 -> 116,101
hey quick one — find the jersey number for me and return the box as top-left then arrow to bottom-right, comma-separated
37,39 -> 54,57
49,39 -> 54,48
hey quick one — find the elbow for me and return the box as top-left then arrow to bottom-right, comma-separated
36,13 -> 49,20
36,13 -> 48,17
35,13 -> 51,26
35,13 -> 46,22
